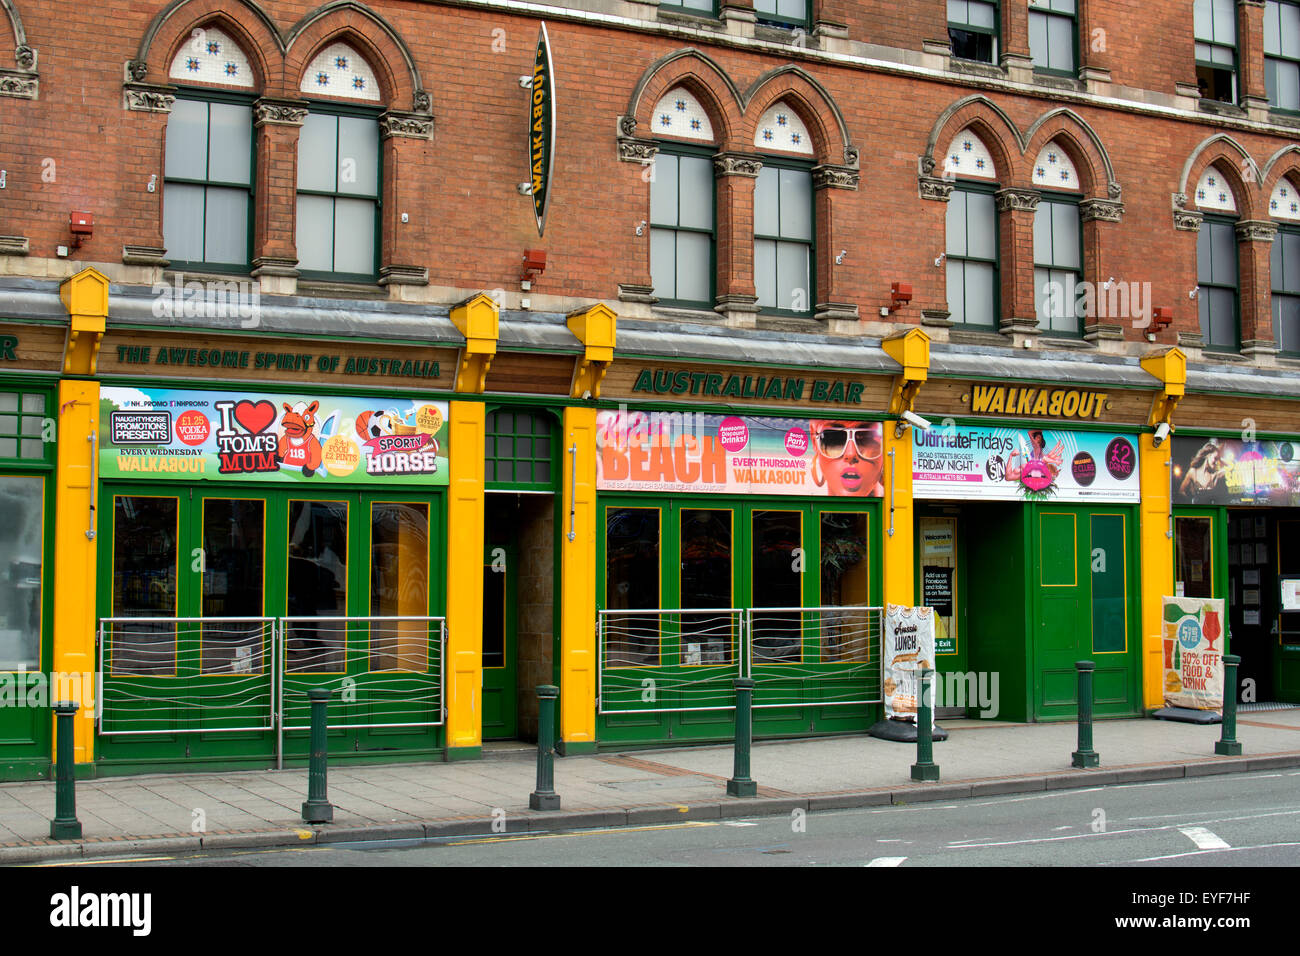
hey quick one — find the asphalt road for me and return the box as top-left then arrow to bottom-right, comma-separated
51,769 -> 1300,868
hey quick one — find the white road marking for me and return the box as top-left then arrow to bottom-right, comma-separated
1179,826 -> 1230,850
1117,841 -> 1300,864
1053,826 -> 1073,831
866,856 -> 907,867
723,821 -> 758,827
948,808 -> 1300,850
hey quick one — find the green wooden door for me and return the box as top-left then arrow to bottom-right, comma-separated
1032,505 -> 1140,720
481,538 -> 517,739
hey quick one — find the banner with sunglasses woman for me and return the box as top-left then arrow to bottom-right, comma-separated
596,410 -> 885,497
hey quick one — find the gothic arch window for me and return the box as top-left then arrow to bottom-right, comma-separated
944,130 -> 999,328
1032,142 -> 1084,336
1195,166 -> 1241,350
649,86 -> 717,308
753,100 -> 815,316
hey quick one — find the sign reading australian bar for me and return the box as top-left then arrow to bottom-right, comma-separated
913,424 -> 1139,502
99,386 -> 448,485
527,23 -> 555,236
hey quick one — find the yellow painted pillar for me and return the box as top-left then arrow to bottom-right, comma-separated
54,268 -> 109,763
444,293 -> 498,759
444,400 -> 485,758
559,406 -> 598,753
880,329 -> 931,608
1139,348 -> 1186,710
882,427 -> 916,607
1138,435 -> 1173,709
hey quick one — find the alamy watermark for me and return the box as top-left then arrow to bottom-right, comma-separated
152,273 -> 261,328
1039,277 -> 1154,329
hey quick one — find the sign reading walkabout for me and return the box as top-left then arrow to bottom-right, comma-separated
1171,435 -> 1300,507
883,605 -> 936,723
1161,596 -> 1225,711
527,23 -> 556,236
596,408 -> 885,497
99,386 -> 449,485
912,424 -> 1139,502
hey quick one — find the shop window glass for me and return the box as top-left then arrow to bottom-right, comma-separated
1271,226 -> 1300,354
755,165 -> 813,315
200,498 -> 266,675
1034,197 -> 1082,334
650,151 -> 715,308
946,186 -> 998,326
0,477 -> 42,669
370,502 -> 430,671
1091,514 -> 1126,653
110,496 -> 179,675
285,500 -> 348,673
296,111 -> 380,279
1195,0 -> 1238,102
751,510 -> 803,663
1197,216 -> 1240,349
1265,0 -> 1300,111
820,511 -> 870,663
605,507 -> 660,666
0,391 -> 48,461
1175,516 -> 1214,600
948,0 -> 999,63
164,97 -> 252,269
1028,0 -> 1076,74
680,509 -> 733,665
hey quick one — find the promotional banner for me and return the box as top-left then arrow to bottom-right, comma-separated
596,410 -> 884,498
883,604 -> 936,723
1172,436 -> 1300,506
913,425 -> 1139,502
99,387 -> 449,485
1161,596 -> 1225,711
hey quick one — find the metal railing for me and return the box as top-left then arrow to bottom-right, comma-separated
96,616 -> 278,735
597,606 -> 883,714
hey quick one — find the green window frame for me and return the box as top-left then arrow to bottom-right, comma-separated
753,0 -> 810,31
1198,214 -> 1241,351
163,91 -> 255,273
1033,193 -> 1083,336
1272,224 -> 1300,355
296,104 -> 382,282
486,408 -> 556,491
754,159 -> 815,317
1195,0 -> 1239,103
0,387 -> 51,465
1265,0 -> 1300,112
948,0 -> 999,63
659,0 -> 718,15
650,147 -> 716,309
945,182 -> 999,327
1028,0 -> 1077,76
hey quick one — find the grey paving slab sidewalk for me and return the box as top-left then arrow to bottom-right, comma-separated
2,711 -> 1299,863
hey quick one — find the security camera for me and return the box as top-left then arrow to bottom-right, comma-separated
1153,422 -> 1172,447
901,410 -> 932,431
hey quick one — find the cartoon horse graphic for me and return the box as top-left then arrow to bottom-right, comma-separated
277,401 -> 323,477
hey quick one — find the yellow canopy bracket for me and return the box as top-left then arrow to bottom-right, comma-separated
59,268 -> 110,376
450,292 -> 500,394
1140,346 -> 1187,429
566,303 -> 617,399
881,327 -> 931,418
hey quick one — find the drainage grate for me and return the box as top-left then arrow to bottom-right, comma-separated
1237,701 -> 1300,713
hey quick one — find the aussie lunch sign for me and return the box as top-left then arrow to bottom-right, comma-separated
98,387 -> 449,485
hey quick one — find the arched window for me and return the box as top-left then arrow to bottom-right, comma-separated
296,43 -> 383,281
649,87 -> 716,309
1270,176 -> 1300,354
1031,142 -> 1083,336
163,26 -> 256,272
753,101 -> 815,316
1194,166 -> 1241,350
943,130 -> 999,327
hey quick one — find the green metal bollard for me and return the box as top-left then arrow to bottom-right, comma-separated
530,685 -> 561,810
301,687 -> 334,824
1071,660 -> 1100,768
1215,654 -> 1243,756
727,678 -> 758,797
910,669 -> 940,782
50,701 -> 82,840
